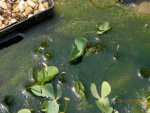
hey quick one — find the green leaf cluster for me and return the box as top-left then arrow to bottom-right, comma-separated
97,21 -> 111,35
90,81 -> 118,113
75,81 -> 86,100
26,64 -> 61,113
31,83 -> 62,113
31,66 -> 61,113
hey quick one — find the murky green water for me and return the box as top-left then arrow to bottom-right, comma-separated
0,0 -> 150,113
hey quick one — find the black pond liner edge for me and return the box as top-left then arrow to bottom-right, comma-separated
0,0 -> 54,43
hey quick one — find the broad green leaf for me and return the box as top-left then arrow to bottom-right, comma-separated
69,37 -> 88,62
37,66 -> 59,82
31,85 -> 42,96
42,84 -> 55,99
97,21 -> 110,35
46,100 -> 59,113
56,84 -> 62,100
18,109 -> 31,113
46,66 -> 59,81
74,37 -> 88,51
90,83 -> 100,99
69,46 -> 81,62
101,81 -> 111,98
31,84 -> 55,98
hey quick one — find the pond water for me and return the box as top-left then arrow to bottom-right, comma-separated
0,0 -> 150,113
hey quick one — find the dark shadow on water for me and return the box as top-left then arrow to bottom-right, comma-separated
0,35 -> 24,50
69,57 -> 83,65
121,0 -> 146,4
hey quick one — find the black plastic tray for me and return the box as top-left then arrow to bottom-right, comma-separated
0,0 -> 54,41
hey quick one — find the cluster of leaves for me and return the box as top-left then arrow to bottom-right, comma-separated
75,81 -> 86,100
18,65 -> 62,113
31,65 -> 61,113
90,81 -> 118,113
69,21 -> 110,64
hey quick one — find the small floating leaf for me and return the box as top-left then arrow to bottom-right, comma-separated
18,109 -> 31,113
101,81 -> 111,98
56,84 -> 62,100
69,37 -> 88,62
46,100 -> 59,113
97,21 -> 111,35
90,83 -> 100,99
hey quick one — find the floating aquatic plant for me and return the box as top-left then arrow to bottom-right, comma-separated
90,81 -> 118,113
39,84 -> 62,113
75,81 -> 86,100
97,21 -> 111,35
33,65 -> 59,83
69,37 -> 88,62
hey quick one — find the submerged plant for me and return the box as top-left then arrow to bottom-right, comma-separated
75,81 -> 86,100
90,81 -> 118,113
